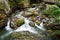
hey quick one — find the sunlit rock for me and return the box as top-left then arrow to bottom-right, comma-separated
35,20 -> 40,25
32,10 -> 38,16
10,17 -> 24,30
22,11 -> 32,17
0,0 -> 10,14
22,10 -> 38,17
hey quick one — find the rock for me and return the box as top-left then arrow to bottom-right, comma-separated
0,9 -> 8,28
29,21 -> 35,27
22,10 -> 38,17
47,30 -> 54,33
10,17 -> 24,30
42,16 -> 55,26
0,0 -> 10,14
49,18 -> 55,23
16,0 -> 30,8
30,16 -> 37,22
22,11 -> 32,17
35,20 -> 40,25
46,23 -> 60,30
32,10 -> 38,16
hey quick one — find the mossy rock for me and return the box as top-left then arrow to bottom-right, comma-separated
22,11 -> 32,17
10,17 -> 24,30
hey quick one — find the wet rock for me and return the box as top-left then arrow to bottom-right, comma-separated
0,9 -> 8,28
35,20 -> 40,25
10,17 -> 24,30
43,21 -> 47,27
29,21 -> 35,27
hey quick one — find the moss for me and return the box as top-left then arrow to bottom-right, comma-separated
44,4 -> 60,23
11,17 -> 24,29
14,18 -> 24,26
55,16 -> 60,23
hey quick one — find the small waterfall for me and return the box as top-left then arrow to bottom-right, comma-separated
14,11 -> 46,34
0,7 -> 47,39
0,19 -> 13,39
15,11 -> 38,34
15,18 -> 38,34
5,19 -> 13,31
35,21 -> 46,31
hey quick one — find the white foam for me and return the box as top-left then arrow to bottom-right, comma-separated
15,18 -> 38,34
35,21 -> 46,31
5,19 -> 13,31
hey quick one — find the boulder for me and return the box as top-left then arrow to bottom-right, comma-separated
0,9 -> 8,28
22,11 -> 32,17
10,17 -> 24,30
22,10 -> 38,17
29,21 -> 35,27
35,20 -> 40,25
0,0 -> 10,14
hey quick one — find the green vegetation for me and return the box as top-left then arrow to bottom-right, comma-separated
8,0 -> 16,10
44,4 -> 60,23
51,30 -> 60,35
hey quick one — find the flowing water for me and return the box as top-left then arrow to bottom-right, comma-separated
0,7 -> 47,40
